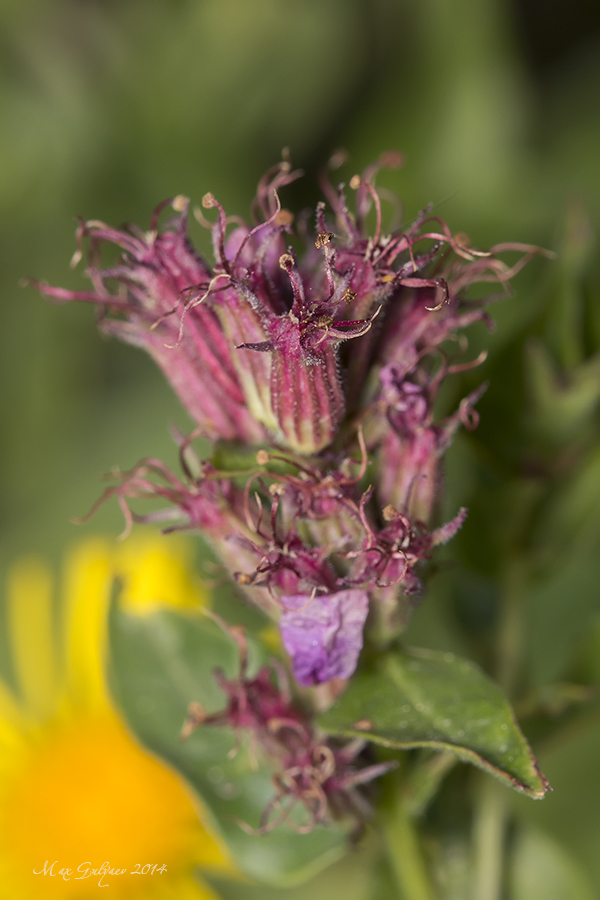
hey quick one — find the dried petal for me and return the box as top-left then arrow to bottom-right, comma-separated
280,590 -> 369,685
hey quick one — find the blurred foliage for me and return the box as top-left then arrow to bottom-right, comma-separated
2,0 -> 600,895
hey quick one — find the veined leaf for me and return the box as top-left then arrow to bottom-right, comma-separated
318,647 -> 549,798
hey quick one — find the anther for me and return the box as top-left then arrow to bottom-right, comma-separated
172,195 -> 189,212
383,504 -> 398,522
328,148 -> 348,170
315,232 -> 335,249
180,701 -> 206,740
274,209 -> 294,227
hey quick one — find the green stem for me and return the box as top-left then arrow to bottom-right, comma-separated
496,556 -> 527,696
380,773 -> 437,900
405,751 -> 457,818
471,775 -> 508,900
471,557 -> 526,899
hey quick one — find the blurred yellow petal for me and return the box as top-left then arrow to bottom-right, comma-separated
189,808 -> 235,874
60,538 -> 112,714
0,536 -> 236,900
114,534 -> 209,614
6,557 -> 57,721
0,682 -> 27,758
1,713 -> 234,898
0,679 -> 22,728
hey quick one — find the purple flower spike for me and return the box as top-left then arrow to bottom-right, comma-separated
38,153 -> 545,682
280,589 -> 369,686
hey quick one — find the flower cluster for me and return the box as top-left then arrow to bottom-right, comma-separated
36,153 -> 538,688
181,621 -> 396,833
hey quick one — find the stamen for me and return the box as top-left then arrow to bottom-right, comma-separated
232,189 -> 284,270
164,271 -> 232,348
202,192 -> 230,271
278,250 -> 305,308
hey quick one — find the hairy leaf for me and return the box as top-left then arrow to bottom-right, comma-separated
318,647 -> 549,798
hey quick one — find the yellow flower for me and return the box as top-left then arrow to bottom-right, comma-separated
0,533 -> 235,899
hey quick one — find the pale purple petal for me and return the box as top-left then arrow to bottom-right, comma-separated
279,590 -> 369,686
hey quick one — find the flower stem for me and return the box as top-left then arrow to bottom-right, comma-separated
380,772 -> 437,900
496,556 -> 527,696
471,775 -> 508,900
471,556 -> 526,900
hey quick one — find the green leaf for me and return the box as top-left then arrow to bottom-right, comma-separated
318,647 -> 549,798
108,604 -> 348,886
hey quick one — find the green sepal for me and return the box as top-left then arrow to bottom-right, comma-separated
211,440 -> 297,477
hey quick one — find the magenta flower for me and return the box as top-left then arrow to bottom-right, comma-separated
37,153 -> 543,684
182,622 -> 396,833
377,361 -> 488,521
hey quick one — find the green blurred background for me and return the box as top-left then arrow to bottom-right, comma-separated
2,0 -> 600,894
